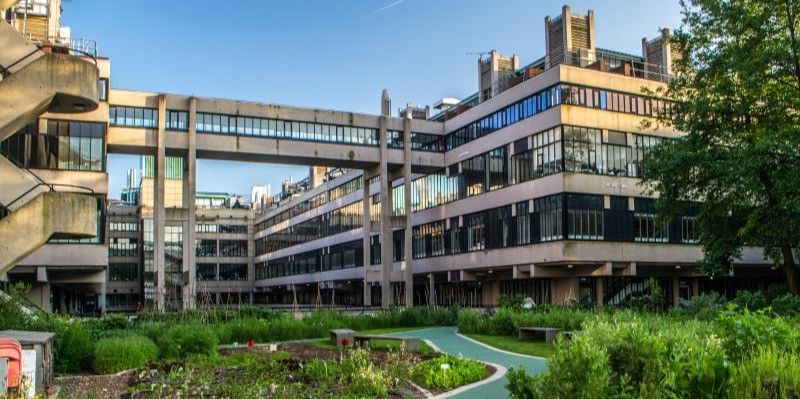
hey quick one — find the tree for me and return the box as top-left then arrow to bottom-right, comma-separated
642,0 -> 800,293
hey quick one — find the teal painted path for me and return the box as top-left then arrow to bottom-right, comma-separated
388,327 -> 548,399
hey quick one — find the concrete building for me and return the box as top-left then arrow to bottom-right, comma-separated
1,2 -> 782,313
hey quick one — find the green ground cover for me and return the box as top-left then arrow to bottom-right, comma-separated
464,334 -> 555,358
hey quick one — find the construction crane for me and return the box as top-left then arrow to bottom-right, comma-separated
466,51 -> 492,59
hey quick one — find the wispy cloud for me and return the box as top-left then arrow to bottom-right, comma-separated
370,0 -> 405,15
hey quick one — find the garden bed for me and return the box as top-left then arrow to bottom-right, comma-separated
54,341 -> 494,399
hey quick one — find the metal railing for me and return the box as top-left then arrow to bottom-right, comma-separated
1,158 -> 95,214
561,48 -> 673,83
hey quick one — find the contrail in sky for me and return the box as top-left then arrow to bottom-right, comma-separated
371,0 -> 405,15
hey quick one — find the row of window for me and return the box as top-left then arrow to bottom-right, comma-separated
256,176 -> 363,232
195,224 -> 247,234
195,239 -> 249,257
256,239 -> 365,279
402,126 -> 664,215
1,120 -> 105,172
109,222 -> 138,232
256,201 -> 363,255
108,263 -> 138,281
196,263 -> 248,281
256,124 -> 662,238
256,194 -> 698,275
109,237 -> 139,257
111,105 -> 446,152
443,83 -> 671,150
109,106 -> 158,128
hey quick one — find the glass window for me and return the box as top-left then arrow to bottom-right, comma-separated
109,106 -> 158,128
98,78 -> 109,101
1,120 -> 106,171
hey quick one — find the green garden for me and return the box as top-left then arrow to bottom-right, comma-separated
4,282 -> 800,398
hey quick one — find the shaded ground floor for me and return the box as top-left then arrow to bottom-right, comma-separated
256,264 -> 786,309
6,263 -> 786,313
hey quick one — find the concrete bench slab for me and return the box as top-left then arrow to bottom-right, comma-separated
330,329 -> 356,346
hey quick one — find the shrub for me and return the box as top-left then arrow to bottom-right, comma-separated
411,356 -> 487,390
674,292 -> 726,320
498,294 -> 528,309
458,307 -> 592,336
158,324 -> 218,360
729,346 -> 800,399
48,317 -> 95,373
512,312 -> 729,398
770,293 -> 800,317
525,335 -> 612,398
733,290 -> 769,311
716,307 -> 795,360
338,348 -> 396,397
506,366 -> 543,399
627,278 -> 666,312
0,283 -> 37,331
93,334 -> 158,373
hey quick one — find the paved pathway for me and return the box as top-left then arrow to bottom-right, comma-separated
387,327 -> 548,399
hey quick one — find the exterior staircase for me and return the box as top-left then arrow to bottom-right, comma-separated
0,9 -> 100,275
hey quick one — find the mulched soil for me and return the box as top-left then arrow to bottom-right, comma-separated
55,342 -> 494,399
55,370 -> 137,399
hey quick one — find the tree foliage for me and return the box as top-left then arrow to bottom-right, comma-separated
642,0 -> 800,292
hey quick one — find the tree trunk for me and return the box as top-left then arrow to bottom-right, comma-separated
781,245 -> 799,294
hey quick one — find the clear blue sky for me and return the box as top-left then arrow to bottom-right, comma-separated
61,0 -> 683,199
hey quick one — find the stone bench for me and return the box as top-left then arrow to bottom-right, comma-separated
519,327 -> 561,343
353,334 -> 421,352
330,329 -> 356,346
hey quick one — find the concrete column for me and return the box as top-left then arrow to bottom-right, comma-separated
183,97 -> 197,309
672,276 -> 680,307
595,278 -> 604,308
99,278 -> 106,315
402,104 -> 413,307
379,89 -> 392,309
154,94 -> 167,311
362,172 -> 372,307
562,5 -> 572,60
428,273 -> 435,306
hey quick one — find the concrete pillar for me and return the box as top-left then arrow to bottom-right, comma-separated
402,103 -> 413,307
379,89 -> 392,309
183,97 -> 197,309
100,278 -> 106,315
362,172 -> 372,307
672,276 -> 680,307
154,94 -> 167,311
562,5 -> 572,61
428,273 -> 435,306
595,278 -> 604,307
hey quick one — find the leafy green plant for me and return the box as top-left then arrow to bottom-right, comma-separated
674,292 -> 726,320
410,356 -> 486,390
729,346 -> 800,399
770,293 -> 800,317
158,324 -> 218,360
48,316 -> 95,373
506,366 -> 544,399
627,278 -> 666,312
716,307 -> 795,360
733,290 -> 769,311
93,334 -> 158,373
